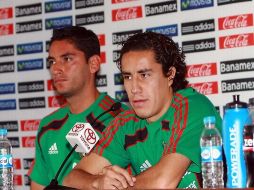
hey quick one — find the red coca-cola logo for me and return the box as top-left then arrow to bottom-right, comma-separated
20,120 -> 40,131
112,6 -> 142,21
219,14 -> 253,30
48,96 -> 67,108
219,33 -> 254,49
100,52 -> 106,64
187,63 -> 217,78
22,136 -> 36,148
112,0 -> 137,4
0,23 -> 13,36
47,79 -> 55,91
14,174 -> 22,186
0,7 -> 13,19
97,34 -> 105,46
189,82 -> 218,95
13,158 -> 21,170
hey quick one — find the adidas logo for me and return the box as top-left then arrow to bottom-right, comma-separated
48,143 -> 58,154
140,160 -> 151,172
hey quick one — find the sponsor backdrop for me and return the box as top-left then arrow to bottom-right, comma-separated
0,0 -> 253,189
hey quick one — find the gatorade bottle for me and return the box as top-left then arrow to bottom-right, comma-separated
223,95 -> 251,188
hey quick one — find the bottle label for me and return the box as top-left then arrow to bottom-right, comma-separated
0,154 -> 13,168
201,146 -> 222,162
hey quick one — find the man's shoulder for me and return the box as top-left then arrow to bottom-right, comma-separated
40,106 -> 69,125
110,109 -> 141,128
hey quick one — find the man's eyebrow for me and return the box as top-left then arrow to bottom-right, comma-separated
137,68 -> 152,73
47,56 -> 54,60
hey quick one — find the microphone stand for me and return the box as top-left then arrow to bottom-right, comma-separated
44,144 -> 78,190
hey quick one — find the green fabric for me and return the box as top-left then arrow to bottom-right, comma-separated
29,93 -> 129,186
95,88 -> 222,188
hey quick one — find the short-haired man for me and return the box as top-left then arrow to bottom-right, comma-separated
29,26 -> 128,190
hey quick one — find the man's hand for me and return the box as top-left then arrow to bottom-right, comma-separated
92,165 -> 136,190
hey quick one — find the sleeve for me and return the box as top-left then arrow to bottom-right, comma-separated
165,93 -> 222,173
94,117 -> 131,168
28,127 -> 50,186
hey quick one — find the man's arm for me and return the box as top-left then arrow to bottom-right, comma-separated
134,153 -> 191,189
30,181 -> 44,190
63,153 -> 135,190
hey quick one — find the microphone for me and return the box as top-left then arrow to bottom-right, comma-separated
44,102 -> 122,190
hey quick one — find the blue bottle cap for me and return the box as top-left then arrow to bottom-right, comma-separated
0,128 -> 7,135
203,116 -> 215,125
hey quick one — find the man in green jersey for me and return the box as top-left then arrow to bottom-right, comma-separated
28,26 -> 128,190
63,32 -> 222,189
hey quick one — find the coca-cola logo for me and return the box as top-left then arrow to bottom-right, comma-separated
97,34 -> 105,46
47,79 -> 55,91
22,136 -> 36,147
219,14 -> 253,30
224,35 -> 248,47
219,33 -> 254,49
112,6 -> 142,21
0,24 -> 13,35
0,7 -> 13,19
112,0 -> 136,4
13,158 -> 21,170
48,96 -> 66,108
14,174 -> 22,186
189,82 -> 218,95
187,63 -> 217,78
21,120 -> 40,131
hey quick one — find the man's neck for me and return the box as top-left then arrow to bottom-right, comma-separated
67,89 -> 100,114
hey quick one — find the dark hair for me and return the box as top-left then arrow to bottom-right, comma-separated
49,26 -> 100,60
117,31 -> 188,92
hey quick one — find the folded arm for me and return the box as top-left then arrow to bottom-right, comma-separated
63,153 -> 135,190
134,153 -> 191,189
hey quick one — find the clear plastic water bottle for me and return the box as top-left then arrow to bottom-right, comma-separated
0,128 -> 14,190
200,116 -> 224,189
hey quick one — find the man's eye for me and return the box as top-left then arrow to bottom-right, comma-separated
141,73 -> 150,79
63,56 -> 72,62
47,59 -> 55,66
123,75 -> 131,80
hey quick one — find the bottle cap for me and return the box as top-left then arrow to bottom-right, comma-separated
203,116 -> 215,125
249,98 -> 254,106
0,128 -> 7,135
225,94 -> 248,109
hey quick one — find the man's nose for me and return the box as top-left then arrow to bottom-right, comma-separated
131,78 -> 141,94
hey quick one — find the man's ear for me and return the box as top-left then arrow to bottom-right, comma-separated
88,55 -> 101,74
167,67 -> 176,86
167,67 -> 176,80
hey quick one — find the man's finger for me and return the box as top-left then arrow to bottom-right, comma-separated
111,165 -> 135,186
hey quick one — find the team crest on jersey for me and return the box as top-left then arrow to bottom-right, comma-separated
48,142 -> 58,154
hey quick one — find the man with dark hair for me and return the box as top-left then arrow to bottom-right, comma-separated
28,26 -> 128,190
64,31 -> 222,189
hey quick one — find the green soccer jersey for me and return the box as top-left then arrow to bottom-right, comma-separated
29,93 -> 128,186
95,88 -> 222,188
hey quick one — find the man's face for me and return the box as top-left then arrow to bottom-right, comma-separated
48,40 -> 91,98
121,50 -> 174,122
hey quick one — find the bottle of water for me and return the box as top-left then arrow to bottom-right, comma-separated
0,128 -> 14,190
200,116 -> 224,189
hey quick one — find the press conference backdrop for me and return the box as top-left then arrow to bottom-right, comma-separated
0,0 -> 253,189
